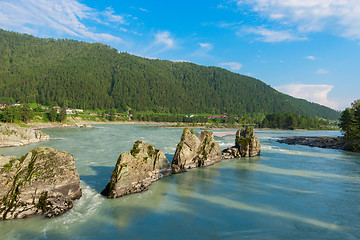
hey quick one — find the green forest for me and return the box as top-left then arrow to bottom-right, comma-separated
339,100 -> 360,138
260,113 -> 329,130
0,29 -> 340,120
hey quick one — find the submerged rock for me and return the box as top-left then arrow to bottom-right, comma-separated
171,128 -> 222,173
222,126 -> 261,159
102,140 -> 172,198
0,147 -> 82,220
0,125 -> 50,148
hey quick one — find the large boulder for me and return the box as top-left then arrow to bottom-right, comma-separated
222,126 -> 261,159
0,147 -> 82,220
0,125 -> 50,147
102,140 -> 172,198
171,128 -> 222,173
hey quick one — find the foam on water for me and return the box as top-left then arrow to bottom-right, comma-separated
42,184 -> 104,236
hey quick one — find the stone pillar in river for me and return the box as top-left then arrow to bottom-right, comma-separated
101,140 -> 172,198
171,128 -> 222,173
222,126 -> 261,159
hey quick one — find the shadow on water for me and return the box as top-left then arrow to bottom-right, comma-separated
80,166 -> 114,193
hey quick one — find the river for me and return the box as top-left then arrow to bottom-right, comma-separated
0,125 -> 359,239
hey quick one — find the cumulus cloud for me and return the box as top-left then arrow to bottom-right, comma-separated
236,0 -> 360,41
219,62 -> 243,71
275,84 -> 338,109
0,0 -> 124,42
240,26 -> 307,42
306,56 -> 316,60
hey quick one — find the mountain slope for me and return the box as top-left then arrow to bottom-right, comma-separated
0,29 -> 340,119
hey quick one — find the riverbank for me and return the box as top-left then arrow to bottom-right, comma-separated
0,124 -> 50,147
277,136 -> 360,153
29,119 -> 248,130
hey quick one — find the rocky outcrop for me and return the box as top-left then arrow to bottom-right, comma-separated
277,136 -> 360,152
102,140 -> 172,198
0,125 -> 50,147
171,128 -> 222,173
75,123 -> 93,128
222,126 -> 261,159
0,147 -> 82,220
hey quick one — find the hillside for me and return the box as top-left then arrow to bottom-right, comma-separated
0,29 -> 340,120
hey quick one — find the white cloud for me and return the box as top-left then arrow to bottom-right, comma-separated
240,26 -> 307,42
219,62 -> 243,71
103,7 -> 126,24
316,68 -> 329,74
155,31 -> 175,49
199,42 -> 213,50
218,21 -> 243,28
306,56 -> 316,60
236,0 -> 360,40
0,0 -> 124,42
275,84 -> 338,109
270,13 -> 284,20
191,42 -> 214,58
142,31 -> 176,56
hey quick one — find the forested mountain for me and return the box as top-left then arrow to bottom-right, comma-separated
0,29 -> 340,120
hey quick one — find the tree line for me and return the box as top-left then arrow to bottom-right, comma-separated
260,113 -> 325,129
0,105 -> 67,123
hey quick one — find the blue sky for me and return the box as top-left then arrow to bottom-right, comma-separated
1,0 -> 359,110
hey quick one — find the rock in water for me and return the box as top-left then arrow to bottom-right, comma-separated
102,140 -> 172,198
0,125 -> 50,147
236,127 -> 261,157
171,128 -> 222,173
0,147 -> 82,220
222,126 -> 261,159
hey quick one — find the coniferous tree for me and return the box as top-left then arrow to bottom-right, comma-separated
49,108 -> 58,122
21,103 -> 33,123
353,104 -> 360,137
109,109 -> 115,121
1,106 -> 21,123
340,108 -> 355,138
1,107 -> 12,123
339,99 -> 360,138
58,108 -> 67,122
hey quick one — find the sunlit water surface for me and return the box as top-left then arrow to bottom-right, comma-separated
0,125 -> 359,240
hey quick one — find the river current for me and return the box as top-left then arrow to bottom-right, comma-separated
0,125 -> 359,239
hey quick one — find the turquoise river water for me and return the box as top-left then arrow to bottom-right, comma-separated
0,125 -> 359,239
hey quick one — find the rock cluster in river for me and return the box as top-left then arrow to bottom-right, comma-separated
101,140 -> 172,198
0,147 -> 82,220
171,128 -> 222,173
0,124 -> 50,147
222,126 -> 261,159
1,126 -> 262,219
